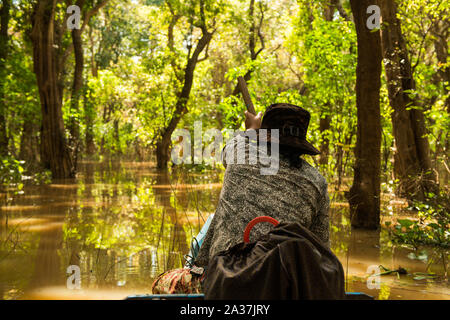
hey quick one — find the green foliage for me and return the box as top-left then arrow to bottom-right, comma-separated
0,155 -> 51,187
2,17 -> 40,153
285,1 -> 357,178
0,156 -> 24,185
397,0 -> 450,175
387,192 -> 450,248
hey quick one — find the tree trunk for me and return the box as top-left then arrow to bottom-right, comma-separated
84,87 -> 96,155
156,135 -> 171,169
113,119 -> 120,154
31,0 -> 74,179
68,24 -> 84,169
431,19 -> 449,186
156,26 -> 213,169
431,20 -> 449,113
303,3 -> 336,168
317,5 -> 336,167
380,0 -> 438,200
319,113 -> 331,167
19,117 -> 40,167
84,26 -> 97,156
347,0 -> 382,229
0,0 -> 11,156
81,5 -> 109,157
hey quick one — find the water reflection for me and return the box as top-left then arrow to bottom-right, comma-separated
0,161 -> 448,300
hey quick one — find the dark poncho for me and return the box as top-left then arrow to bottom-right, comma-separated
194,133 -> 330,267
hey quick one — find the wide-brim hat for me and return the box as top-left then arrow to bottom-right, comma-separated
260,103 -> 320,156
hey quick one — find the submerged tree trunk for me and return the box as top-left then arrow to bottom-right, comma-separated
431,20 -> 449,113
347,0 -> 382,229
380,0 -> 438,200
0,0 -> 11,156
84,88 -> 96,155
431,19 -> 449,186
68,0 -> 108,161
68,25 -> 84,169
113,119 -> 120,154
319,111 -> 331,166
19,117 -> 40,167
85,26 -> 97,155
31,0 -> 74,179
318,6 -> 335,167
156,17 -> 214,169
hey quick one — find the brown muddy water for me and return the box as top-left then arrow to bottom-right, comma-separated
0,161 -> 448,300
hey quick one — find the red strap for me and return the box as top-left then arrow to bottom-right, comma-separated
243,216 -> 279,243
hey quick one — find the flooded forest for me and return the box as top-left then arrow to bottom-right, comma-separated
0,0 -> 449,300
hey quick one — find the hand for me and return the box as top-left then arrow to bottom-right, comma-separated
244,111 -> 262,130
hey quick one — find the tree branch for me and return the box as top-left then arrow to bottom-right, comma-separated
335,0 -> 351,21
197,38 -> 211,63
166,4 -> 182,81
80,0 -> 109,34
61,0 -> 109,73
254,1 -> 265,58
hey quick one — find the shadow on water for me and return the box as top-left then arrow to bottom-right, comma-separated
0,160 -> 448,300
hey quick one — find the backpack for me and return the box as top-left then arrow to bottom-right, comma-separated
203,219 -> 346,300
